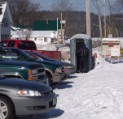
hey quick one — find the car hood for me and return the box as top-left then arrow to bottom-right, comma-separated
0,78 -> 52,93
60,61 -> 75,67
0,60 -> 43,69
54,60 -> 75,67
36,60 -> 62,67
44,59 -> 74,67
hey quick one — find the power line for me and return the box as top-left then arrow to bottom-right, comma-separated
92,0 -> 98,10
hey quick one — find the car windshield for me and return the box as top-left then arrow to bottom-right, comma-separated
33,52 -> 56,61
27,52 -> 43,60
0,48 -> 33,61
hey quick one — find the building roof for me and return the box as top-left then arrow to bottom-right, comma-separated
65,34 -> 91,45
0,2 -> 13,24
32,20 -> 61,31
70,34 -> 91,40
0,2 -> 6,22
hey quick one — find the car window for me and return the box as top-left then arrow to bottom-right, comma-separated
0,49 -> 18,60
27,52 -> 42,60
0,49 -> 28,61
27,42 -> 36,50
11,49 -> 28,60
8,41 -> 15,47
0,41 -> 7,47
18,41 -> 36,50
34,53 -> 53,60
18,42 -> 27,49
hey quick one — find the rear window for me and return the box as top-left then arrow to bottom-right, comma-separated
18,41 -> 36,50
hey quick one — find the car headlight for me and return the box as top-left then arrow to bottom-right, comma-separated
55,67 -> 62,73
32,69 -> 38,74
17,89 -> 41,96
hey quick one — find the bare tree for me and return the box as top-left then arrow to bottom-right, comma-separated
3,0 -> 41,26
111,0 -> 123,13
115,0 -> 123,7
51,0 -> 74,11
106,0 -> 123,37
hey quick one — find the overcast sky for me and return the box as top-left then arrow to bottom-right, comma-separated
34,0 -> 115,14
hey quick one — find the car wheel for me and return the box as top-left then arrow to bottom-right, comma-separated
45,73 -> 53,86
0,96 -> 14,119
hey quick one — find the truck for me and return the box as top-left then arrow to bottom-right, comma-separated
0,47 -> 47,84
0,39 -> 61,61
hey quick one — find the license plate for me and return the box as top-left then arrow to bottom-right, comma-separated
52,97 -> 57,105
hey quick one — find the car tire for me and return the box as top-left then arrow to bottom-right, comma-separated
0,96 -> 14,119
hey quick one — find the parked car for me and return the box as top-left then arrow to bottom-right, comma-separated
27,51 -> 76,77
0,47 -> 47,85
0,77 -> 57,119
0,47 -> 64,85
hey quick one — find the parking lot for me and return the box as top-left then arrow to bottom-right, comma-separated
16,60 -> 123,119
16,75 -> 76,119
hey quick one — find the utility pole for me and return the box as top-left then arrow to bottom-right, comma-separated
57,17 -> 59,41
97,0 -> 103,54
104,0 -> 107,37
86,0 -> 91,36
60,12 -> 63,43
97,0 -> 103,40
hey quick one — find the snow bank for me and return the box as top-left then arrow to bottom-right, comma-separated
32,54 -> 123,119
58,46 -> 70,62
80,88 -> 123,119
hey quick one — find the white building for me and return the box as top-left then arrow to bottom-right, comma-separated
29,31 -> 57,45
0,2 -> 13,41
11,20 -> 66,45
11,27 -> 56,45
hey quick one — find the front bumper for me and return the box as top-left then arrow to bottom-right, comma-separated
63,67 -> 76,76
12,93 -> 57,115
52,74 -> 63,82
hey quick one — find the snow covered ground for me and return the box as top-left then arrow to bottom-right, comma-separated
19,55 -> 123,119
